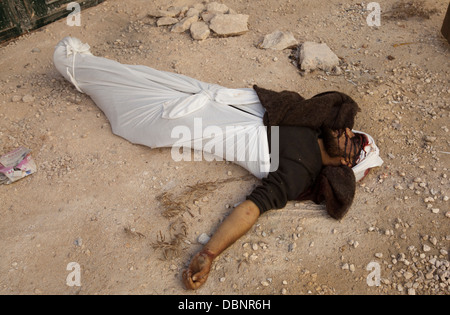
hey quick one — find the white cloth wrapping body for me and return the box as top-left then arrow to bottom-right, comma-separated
53,37 -> 272,179
53,37 -> 383,182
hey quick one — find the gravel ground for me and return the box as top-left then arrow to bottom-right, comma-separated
0,0 -> 448,295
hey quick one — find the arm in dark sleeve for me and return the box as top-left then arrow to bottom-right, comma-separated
247,161 -> 314,215
247,171 -> 288,214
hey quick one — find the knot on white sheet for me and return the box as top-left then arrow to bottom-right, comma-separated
162,90 -> 213,119
64,37 -> 92,57
214,88 -> 261,105
161,88 -> 262,120
59,37 -> 92,94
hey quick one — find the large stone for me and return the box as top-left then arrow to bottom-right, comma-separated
298,42 -> 340,72
209,14 -> 249,37
171,15 -> 198,33
149,10 -> 176,18
206,2 -> 229,14
260,31 -> 298,50
190,21 -> 210,41
185,8 -> 200,18
167,6 -> 189,17
201,11 -> 217,23
157,17 -> 179,27
150,7 -> 187,18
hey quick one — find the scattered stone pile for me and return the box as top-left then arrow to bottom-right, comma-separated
150,2 -> 249,40
150,3 -> 343,75
385,237 -> 450,295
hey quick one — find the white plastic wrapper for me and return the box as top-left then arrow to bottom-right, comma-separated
0,147 -> 37,185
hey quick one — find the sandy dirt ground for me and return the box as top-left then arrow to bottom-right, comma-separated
0,0 -> 449,295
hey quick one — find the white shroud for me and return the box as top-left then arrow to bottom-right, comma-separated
53,37 -> 272,179
53,37 -> 383,181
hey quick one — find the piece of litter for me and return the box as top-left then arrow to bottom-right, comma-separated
0,147 -> 37,185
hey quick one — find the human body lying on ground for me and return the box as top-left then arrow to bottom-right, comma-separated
53,37 -> 383,291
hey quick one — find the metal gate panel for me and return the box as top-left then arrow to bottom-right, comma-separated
0,0 -> 105,43
0,1 -> 22,42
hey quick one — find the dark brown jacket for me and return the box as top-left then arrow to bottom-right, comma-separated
253,85 -> 361,220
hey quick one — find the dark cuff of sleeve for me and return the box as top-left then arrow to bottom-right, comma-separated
246,195 -> 268,215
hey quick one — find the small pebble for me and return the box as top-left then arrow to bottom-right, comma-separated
197,233 -> 210,245
22,95 -> 35,103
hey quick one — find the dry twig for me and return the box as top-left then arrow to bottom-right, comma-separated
123,225 -> 146,238
153,175 -> 254,259
151,220 -> 188,260
156,175 -> 254,218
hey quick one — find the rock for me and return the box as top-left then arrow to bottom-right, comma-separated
298,42 -> 340,72
206,2 -> 229,14
11,95 -> 22,102
209,14 -> 249,37
22,95 -> 35,103
404,271 -> 413,280
74,237 -> 82,246
186,8 -> 200,18
171,15 -> 198,33
260,31 -> 298,50
193,3 -> 206,11
198,233 -> 210,245
150,9 -> 178,18
190,21 -> 210,40
157,17 -> 179,27
288,243 -> 296,252
201,12 -> 217,23
167,6 -> 189,17
330,66 -> 343,75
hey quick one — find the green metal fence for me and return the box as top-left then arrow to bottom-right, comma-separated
0,0 -> 105,43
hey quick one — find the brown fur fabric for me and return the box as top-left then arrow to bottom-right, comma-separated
298,166 -> 356,220
253,85 -> 361,220
254,85 -> 361,131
